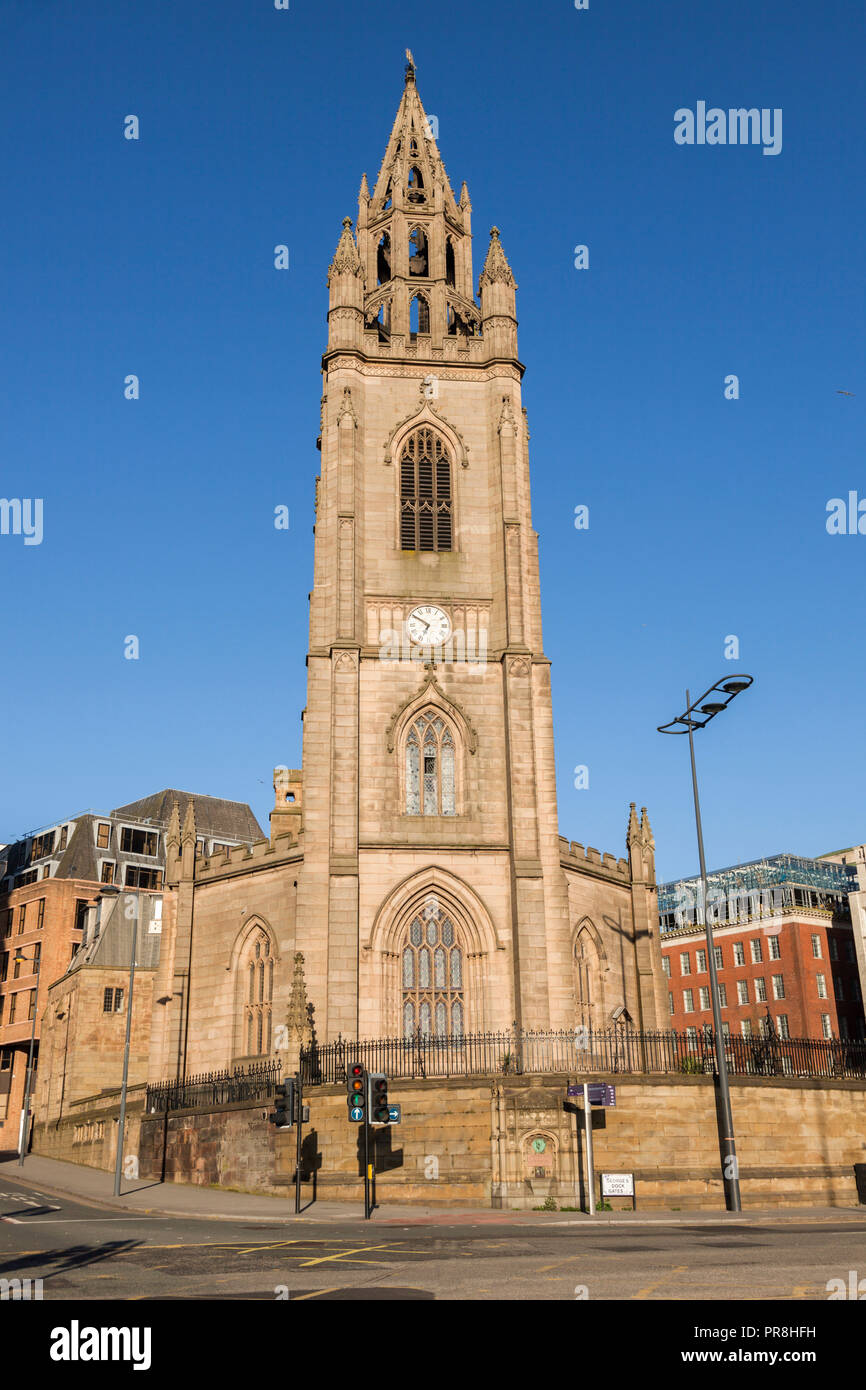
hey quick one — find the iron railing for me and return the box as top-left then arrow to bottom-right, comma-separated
300,1028 -> 866,1085
145,1060 -> 282,1114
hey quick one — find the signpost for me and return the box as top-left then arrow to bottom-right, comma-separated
582,1083 -> 595,1217
388,1104 -> 402,1124
567,1083 -> 617,1214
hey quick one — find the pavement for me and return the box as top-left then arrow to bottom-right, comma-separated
3,1152 -> 866,1227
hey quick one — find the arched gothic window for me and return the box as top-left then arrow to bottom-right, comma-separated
401,905 -> 464,1036
574,927 -> 601,1030
400,426 -> 452,551
409,293 -> 430,338
405,711 -> 456,815
240,928 -> 273,1057
407,166 -> 425,203
377,231 -> 391,285
408,226 -> 428,276
445,237 -> 456,288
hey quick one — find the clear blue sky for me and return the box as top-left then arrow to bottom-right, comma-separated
1,0 -> 863,881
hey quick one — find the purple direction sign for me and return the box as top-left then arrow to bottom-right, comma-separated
566,1084 -> 616,1106
588,1083 -> 616,1107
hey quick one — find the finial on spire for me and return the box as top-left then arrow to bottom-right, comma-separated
479,225 -> 516,290
327,216 -> 363,282
405,47 -> 416,83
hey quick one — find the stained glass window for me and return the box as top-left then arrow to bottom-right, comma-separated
400,909 -> 465,1038
240,928 -> 274,1059
404,711 -> 457,816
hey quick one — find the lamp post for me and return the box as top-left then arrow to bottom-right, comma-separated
114,889 -> 139,1197
14,944 -> 43,1167
658,674 -> 753,1213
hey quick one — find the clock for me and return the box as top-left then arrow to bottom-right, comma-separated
407,605 -> 451,646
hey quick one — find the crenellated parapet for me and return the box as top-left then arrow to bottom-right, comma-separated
192,831 -> 303,885
559,836 -> 630,883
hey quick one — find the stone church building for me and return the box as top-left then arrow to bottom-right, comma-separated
147,58 -> 666,1083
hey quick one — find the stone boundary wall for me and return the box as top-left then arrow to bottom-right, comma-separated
33,1074 -> 866,1210
32,1085 -> 147,1176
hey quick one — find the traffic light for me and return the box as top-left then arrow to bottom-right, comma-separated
347,1061 -> 366,1123
367,1072 -> 390,1125
269,1078 -> 295,1129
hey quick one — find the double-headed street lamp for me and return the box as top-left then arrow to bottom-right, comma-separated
13,943 -> 43,1167
658,674 -> 754,1213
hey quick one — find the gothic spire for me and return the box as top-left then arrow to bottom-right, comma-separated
166,799 -> 181,849
327,216 -> 363,282
478,226 -> 516,290
181,798 -> 196,846
369,55 -> 459,218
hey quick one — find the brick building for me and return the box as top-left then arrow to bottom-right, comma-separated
659,854 -> 865,1042
0,790 -> 262,1151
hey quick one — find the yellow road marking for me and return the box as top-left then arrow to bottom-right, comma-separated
300,1243 -> 401,1267
292,1286 -> 345,1300
632,1264 -> 689,1299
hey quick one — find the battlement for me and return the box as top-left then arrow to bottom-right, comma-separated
194,831 -> 302,883
559,836 -> 630,881
360,332 -> 488,365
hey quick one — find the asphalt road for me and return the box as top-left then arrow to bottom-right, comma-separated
2,1174 -> 866,1301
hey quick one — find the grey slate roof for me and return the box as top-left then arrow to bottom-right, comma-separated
67,892 -> 164,976
54,815 -> 101,883
111,789 -> 264,842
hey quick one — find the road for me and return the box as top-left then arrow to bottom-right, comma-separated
2,1174 -> 865,1301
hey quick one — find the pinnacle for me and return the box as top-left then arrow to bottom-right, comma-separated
479,225 -> 516,289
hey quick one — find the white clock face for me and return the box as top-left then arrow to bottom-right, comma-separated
407,605 -> 451,646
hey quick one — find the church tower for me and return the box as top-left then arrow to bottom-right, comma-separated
295,55 -> 621,1041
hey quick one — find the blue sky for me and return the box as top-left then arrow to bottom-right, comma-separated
0,0 -> 863,881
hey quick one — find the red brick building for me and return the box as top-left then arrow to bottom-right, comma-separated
662,915 -> 864,1041
0,791 -> 263,1153
659,854 -> 865,1042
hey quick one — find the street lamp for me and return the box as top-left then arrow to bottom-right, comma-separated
658,674 -> 754,1213
13,944 -> 43,1167
113,888 -> 139,1197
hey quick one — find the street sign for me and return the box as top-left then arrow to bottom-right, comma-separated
566,1085 -> 581,1097
350,1105 -> 364,1122
588,1083 -> 616,1107
388,1104 -> 402,1124
601,1171 -> 634,1197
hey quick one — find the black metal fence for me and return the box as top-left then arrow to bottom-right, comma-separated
145,1061 -> 282,1114
299,1028 -> 866,1086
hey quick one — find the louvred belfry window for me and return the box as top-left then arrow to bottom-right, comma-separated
400,427 -> 452,552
